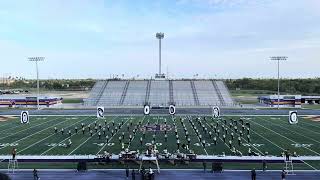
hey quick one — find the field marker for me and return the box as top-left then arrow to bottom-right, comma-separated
17,117 -> 91,154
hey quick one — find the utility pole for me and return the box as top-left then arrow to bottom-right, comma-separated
270,56 -> 287,109
156,32 -> 164,76
28,57 -> 45,110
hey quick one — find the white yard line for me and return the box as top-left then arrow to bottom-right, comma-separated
0,117 -> 68,150
0,117 -> 59,141
127,116 -> 146,149
260,117 -> 320,144
0,117 -> 52,135
230,116 -> 319,170
0,122 -> 14,128
40,117 -> 98,155
68,116 -> 122,155
231,116 -> 317,152
291,124 -> 320,136
224,116 -> 286,152
17,117 -> 90,154
95,117 -> 130,155
247,117 -> 320,156
212,118 -> 264,155
301,160 -> 318,170
250,129 -> 284,151
186,116 -> 209,156
202,119 -> 235,155
299,120 -> 320,130
268,116 -> 320,135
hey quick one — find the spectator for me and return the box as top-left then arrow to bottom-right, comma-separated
251,168 -> 256,180
126,166 -> 129,179
148,168 -> 154,180
140,167 -> 145,180
131,169 -> 135,180
281,169 -> 286,180
211,163 -> 214,173
203,162 -> 206,173
262,160 -> 267,172
33,169 -> 40,180
285,150 -> 290,161
11,148 -> 16,160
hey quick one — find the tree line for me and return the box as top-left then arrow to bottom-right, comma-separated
1,79 -> 96,91
225,78 -> 320,95
2,78 -> 320,95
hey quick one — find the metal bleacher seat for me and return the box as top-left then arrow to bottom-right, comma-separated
97,81 -> 126,106
84,81 -> 105,106
194,80 -> 221,106
85,79 -> 234,107
122,80 -> 147,106
149,80 -> 169,106
172,80 -> 195,106
215,81 -> 234,106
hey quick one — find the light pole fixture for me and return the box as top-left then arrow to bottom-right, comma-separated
270,56 -> 287,109
156,32 -> 164,75
28,57 -> 45,110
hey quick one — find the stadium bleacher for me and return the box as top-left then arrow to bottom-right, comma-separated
84,79 -> 234,107
122,80 -> 148,106
172,80 -> 195,106
149,80 -> 170,106
194,80 -> 220,106
98,81 -> 126,106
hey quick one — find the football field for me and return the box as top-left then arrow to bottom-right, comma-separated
1,114 -> 320,169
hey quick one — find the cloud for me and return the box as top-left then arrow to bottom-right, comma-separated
0,0 -> 319,78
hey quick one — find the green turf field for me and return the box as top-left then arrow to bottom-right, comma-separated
1,114 -> 320,169
1,115 -> 320,157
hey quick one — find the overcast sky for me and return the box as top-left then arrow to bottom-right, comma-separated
0,0 -> 319,79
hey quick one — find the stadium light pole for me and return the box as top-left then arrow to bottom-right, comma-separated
270,56 -> 287,109
28,57 -> 45,110
156,32 -> 164,75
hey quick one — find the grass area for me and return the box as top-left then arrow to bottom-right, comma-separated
0,115 -> 320,169
62,98 -> 83,104
235,99 -> 259,104
230,90 -> 262,104
302,104 -> 320,110
230,89 -> 276,96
